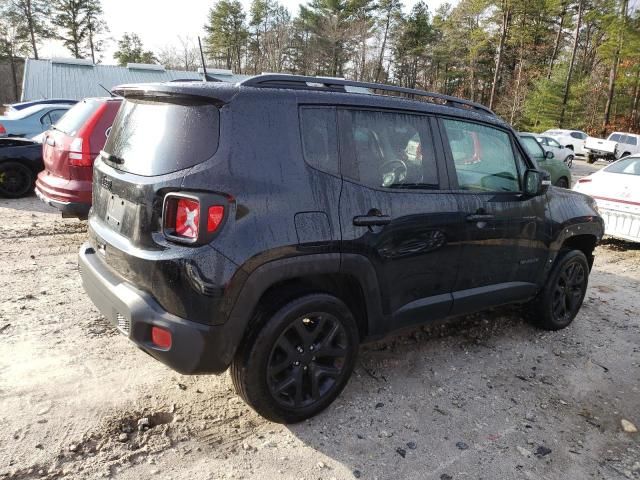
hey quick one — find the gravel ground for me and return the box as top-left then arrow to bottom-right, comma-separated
1,159 -> 638,480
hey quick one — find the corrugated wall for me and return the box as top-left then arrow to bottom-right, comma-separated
21,59 -> 247,101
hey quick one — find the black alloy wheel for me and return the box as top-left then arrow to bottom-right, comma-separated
267,313 -> 348,409
551,259 -> 587,325
531,250 -> 590,330
0,162 -> 34,198
231,293 -> 359,423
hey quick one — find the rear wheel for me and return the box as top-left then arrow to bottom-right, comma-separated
621,152 -> 630,158
555,177 -> 569,188
231,293 -> 359,423
565,155 -> 574,168
0,161 -> 34,198
586,154 -> 597,164
530,250 -> 589,330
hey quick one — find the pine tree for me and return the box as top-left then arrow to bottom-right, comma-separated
4,0 -> 51,59
113,33 -> 156,66
204,0 -> 248,73
52,0 -> 89,58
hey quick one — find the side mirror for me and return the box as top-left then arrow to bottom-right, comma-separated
545,150 -> 554,159
524,169 -> 551,196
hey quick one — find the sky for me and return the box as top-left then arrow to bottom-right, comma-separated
40,0 -> 445,66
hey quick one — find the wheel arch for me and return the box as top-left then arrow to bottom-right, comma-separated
561,234 -> 598,270
224,253 -> 383,365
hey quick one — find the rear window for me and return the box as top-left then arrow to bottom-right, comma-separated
604,157 -> 640,175
103,97 -> 219,176
54,99 -> 102,136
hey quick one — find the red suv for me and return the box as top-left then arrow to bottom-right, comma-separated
36,97 -> 121,219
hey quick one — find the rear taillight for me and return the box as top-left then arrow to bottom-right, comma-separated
163,194 -> 226,244
175,198 -> 200,239
578,178 -> 592,183
0,123 -> 6,135
68,137 -> 93,166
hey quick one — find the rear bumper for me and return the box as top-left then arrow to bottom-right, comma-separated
35,171 -> 91,219
78,242 -> 234,374
597,203 -> 640,243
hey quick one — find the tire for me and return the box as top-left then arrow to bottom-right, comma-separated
621,152 -> 630,158
555,177 -> 569,188
530,250 -> 589,331
0,161 -> 34,198
565,155 -> 574,168
231,293 -> 359,423
586,155 -> 597,164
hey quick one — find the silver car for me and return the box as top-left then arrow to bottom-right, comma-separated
0,104 -> 71,139
533,134 -> 574,167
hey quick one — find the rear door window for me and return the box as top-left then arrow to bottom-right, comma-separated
103,97 -> 220,176
338,109 -> 438,189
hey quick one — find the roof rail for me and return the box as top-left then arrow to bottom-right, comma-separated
239,74 -> 494,116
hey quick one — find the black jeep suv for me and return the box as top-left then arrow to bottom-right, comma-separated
79,74 -> 604,423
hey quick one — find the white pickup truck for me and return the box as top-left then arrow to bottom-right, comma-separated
585,136 -> 618,163
586,131 -> 640,163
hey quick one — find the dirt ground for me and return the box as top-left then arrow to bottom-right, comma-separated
1,159 -> 638,480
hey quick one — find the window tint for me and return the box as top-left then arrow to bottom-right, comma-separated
570,132 -> 582,139
443,119 -> 521,192
609,133 -> 622,142
625,136 -> 637,146
547,137 -> 561,148
55,99 -> 102,136
300,107 -> 338,175
49,109 -> 67,124
341,110 -> 438,188
604,157 -> 640,175
104,97 -> 219,177
520,136 -> 546,161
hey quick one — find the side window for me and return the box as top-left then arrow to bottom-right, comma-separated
40,112 -> 52,127
570,132 -> 581,139
299,107 -> 339,176
609,133 -> 621,142
627,136 -> 637,146
442,119 -> 521,192
49,109 -> 66,124
340,109 -> 438,188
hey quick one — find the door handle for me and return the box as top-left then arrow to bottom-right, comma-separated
466,214 -> 494,222
353,214 -> 392,227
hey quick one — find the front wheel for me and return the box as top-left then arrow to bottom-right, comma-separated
565,155 -> 574,168
0,161 -> 34,198
231,293 -> 359,423
530,250 -> 589,330
555,177 -> 569,189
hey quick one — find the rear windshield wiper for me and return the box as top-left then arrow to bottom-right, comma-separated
100,150 -> 125,165
386,183 -> 436,189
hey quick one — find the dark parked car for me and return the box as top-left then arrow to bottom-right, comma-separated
79,74 -> 604,423
4,99 -> 77,113
36,97 -> 122,219
0,138 -> 43,198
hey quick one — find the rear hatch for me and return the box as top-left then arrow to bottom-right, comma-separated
42,98 -> 105,179
91,93 -> 222,250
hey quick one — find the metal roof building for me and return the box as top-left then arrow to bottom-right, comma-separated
21,58 -> 249,101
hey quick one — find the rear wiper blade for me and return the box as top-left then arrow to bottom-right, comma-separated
386,183 -> 434,189
100,150 -> 124,165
